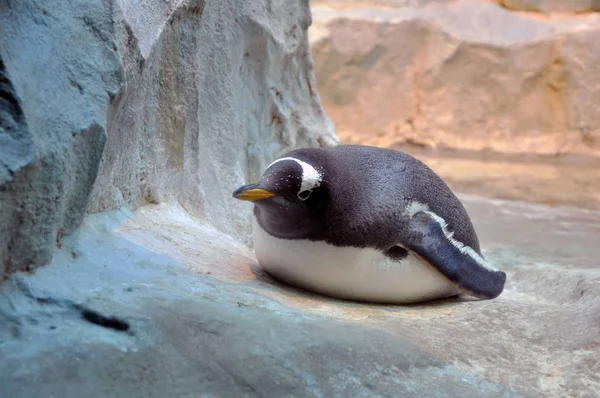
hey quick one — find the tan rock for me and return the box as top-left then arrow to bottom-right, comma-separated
310,1 -> 600,157
312,0 -> 600,14
311,0 -> 456,8
406,148 -> 600,209
498,0 -> 600,14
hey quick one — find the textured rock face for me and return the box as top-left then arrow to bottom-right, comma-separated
89,0 -> 337,239
498,0 -> 600,14
313,0 -> 600,12
310,0 -> 600,157
0,0 -> 336,277
2,197 -> 599,397
312,0 -> 456,7
0,0 -> 123,276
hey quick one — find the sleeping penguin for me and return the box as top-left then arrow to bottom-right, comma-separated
233,144 -> 506,303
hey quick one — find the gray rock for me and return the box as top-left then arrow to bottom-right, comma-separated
88,0 -> 338,241
1,196 -> 598,397
0,0 -> 123,276
0,0 -> 337,277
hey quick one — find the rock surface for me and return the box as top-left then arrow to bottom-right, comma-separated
498,0 -> 600,14
2,196 -> 599,397
405,148 -> 600,210
89,0 -> 338,239
310,0 -> 600,158
0,0 -> 123,276
312,0 -> 600,13
0,0 -> 337,277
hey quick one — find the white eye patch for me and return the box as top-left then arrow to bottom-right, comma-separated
267,157 -> 322,192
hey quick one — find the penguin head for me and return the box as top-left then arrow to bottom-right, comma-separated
232,156 -> 328,237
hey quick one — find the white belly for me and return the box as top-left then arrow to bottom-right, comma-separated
252,217 -> 458,304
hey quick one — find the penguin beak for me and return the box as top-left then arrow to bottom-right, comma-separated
232,183 -> 278,201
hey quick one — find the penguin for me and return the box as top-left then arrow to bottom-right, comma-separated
232,144 -> 506,304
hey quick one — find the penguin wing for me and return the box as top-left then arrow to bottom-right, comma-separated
404,211 -> 506,299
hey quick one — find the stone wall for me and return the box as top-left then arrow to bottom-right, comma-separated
310,0 -> 600,157
0,0 -> 337,278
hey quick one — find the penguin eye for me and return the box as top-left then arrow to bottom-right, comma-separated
297,190 -> 311,200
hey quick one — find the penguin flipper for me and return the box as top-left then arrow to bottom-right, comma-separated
405,211 -> 506,299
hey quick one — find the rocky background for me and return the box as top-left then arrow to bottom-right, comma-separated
1,0 -> 599,397
311,0 -> 600,209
